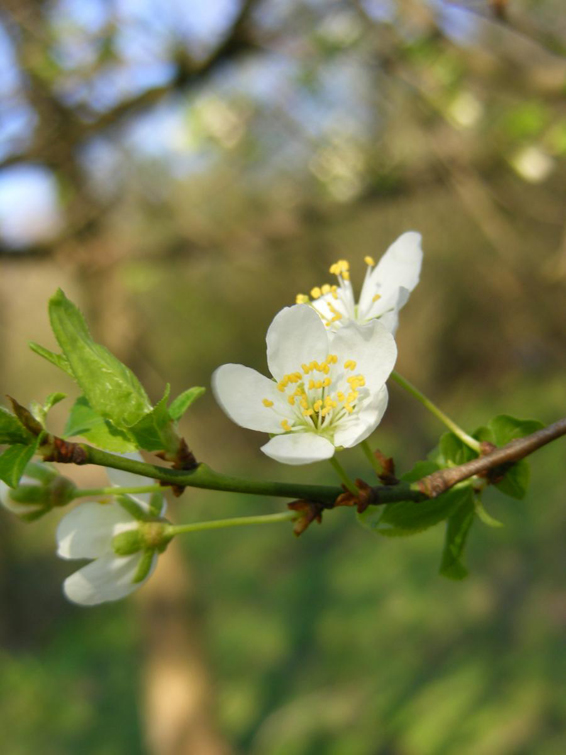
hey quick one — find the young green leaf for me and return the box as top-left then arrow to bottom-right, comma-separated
169,387 -> 205,422
48,289 -> 151,428
495,459 -> 530,500
28,342 -> 74,376
437,432 -> 478,466
487,415 -> 544,446
0,407 -> 32,445
65,396 -> 137,453
30,392 -> 67,427
0,439 -> 40,488
439,489 -> 475,580
374,484 -> 473,537
129,386 -> 179,453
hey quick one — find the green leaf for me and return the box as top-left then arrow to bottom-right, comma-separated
129,386 -> 179,452
376,484 -> 473,537
439,490 -> 475,580
48,289 -> 151,428
28,342 -> 74,376
495,459 -> 530,500
0,439 -> 40,488
487,415 -> 544,446
64,396 -> 138,453
169,387 -> 205,422
438,432 -> 477,466
0,407 -> 32,445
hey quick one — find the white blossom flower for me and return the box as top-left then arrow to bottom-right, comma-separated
56,455 -> 165,606
212,304 -> 397,465
296,231 -> 423,334
0,462 -> 71,520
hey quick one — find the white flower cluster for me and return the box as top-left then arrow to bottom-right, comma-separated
213,232 -> 423,465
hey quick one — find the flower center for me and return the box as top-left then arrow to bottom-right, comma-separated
263,354 -> 368,437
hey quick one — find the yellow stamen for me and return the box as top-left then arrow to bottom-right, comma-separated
313,399 -> 323,412
288,395 -> 295,406
321,284 -> 331,295
373,293 -> 381,302
281,419 -> 292,432
262,399 -> 274,407
296,294 -> 310,304
322,377 -> 331,387
344,360 -> 356,370
303,409 -> 314,417
310,286 -> 322,299
364,255 -> 375,266
302,363 -> 311,374
342,271 -> 350,281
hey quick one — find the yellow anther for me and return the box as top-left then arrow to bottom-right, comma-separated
324,397 -> 337,408
277,384 -> 286,392
281,419 -> 292,432
310,286 -> 322,299
364,255 -> 375,266
300,398 -> 309,409
302,363 -> 311,374
288,395 -> 296,406
303,409 -> 314,417
344,360 -> 356,370
322,377 -> 331,387
326,354 -> 338,364
308,379 -> 315,390
313,399 -> 323,412
347,391 -> 359,402
331,285 -> 339,299
344,404 -> 354,414
321,284 -> 331,295
337,391 -> 345,402
373,293 -> 381,302
262,399 -> 274,407
342,271 -> 350,281
296,294 -> 310,304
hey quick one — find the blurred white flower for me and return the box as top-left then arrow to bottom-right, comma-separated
212,304 -> 396,465
56,456 -> 166,606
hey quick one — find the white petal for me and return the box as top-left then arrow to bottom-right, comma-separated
359,232 -> 422,313
56,501 -> 137,560
63,552 -> 156,606
266,305 -> 328,381
334,385 -> 389,448
330,320 -> 397,393
105,452 -> 154,510
212,364 -> 288,433
261,432 -> 335,465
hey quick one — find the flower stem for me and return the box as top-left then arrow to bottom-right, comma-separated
360,440 -> 383,475
73,484 -> 166,499
166,511 -> 296,536
328,456 -> 358,494
390,371 -> 481,453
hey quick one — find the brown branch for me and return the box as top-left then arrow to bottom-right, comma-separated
335,418 -> 566,512
417,418 -> 566,497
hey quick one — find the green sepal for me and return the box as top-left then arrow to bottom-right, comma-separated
148,492 -> 165,517
117,495 -> 148,521
112,529 -> 144,556
0,407 -> 32,445
132,550 -> 155,583
439,489 -> 475,580
28,342 -> 74,377
48,289 -> 151,428
0,438 -> 40,488
23,461 -> 58,484
168,387 -> 205,422
64,396 -> 137,453
129,385 -> 179,453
